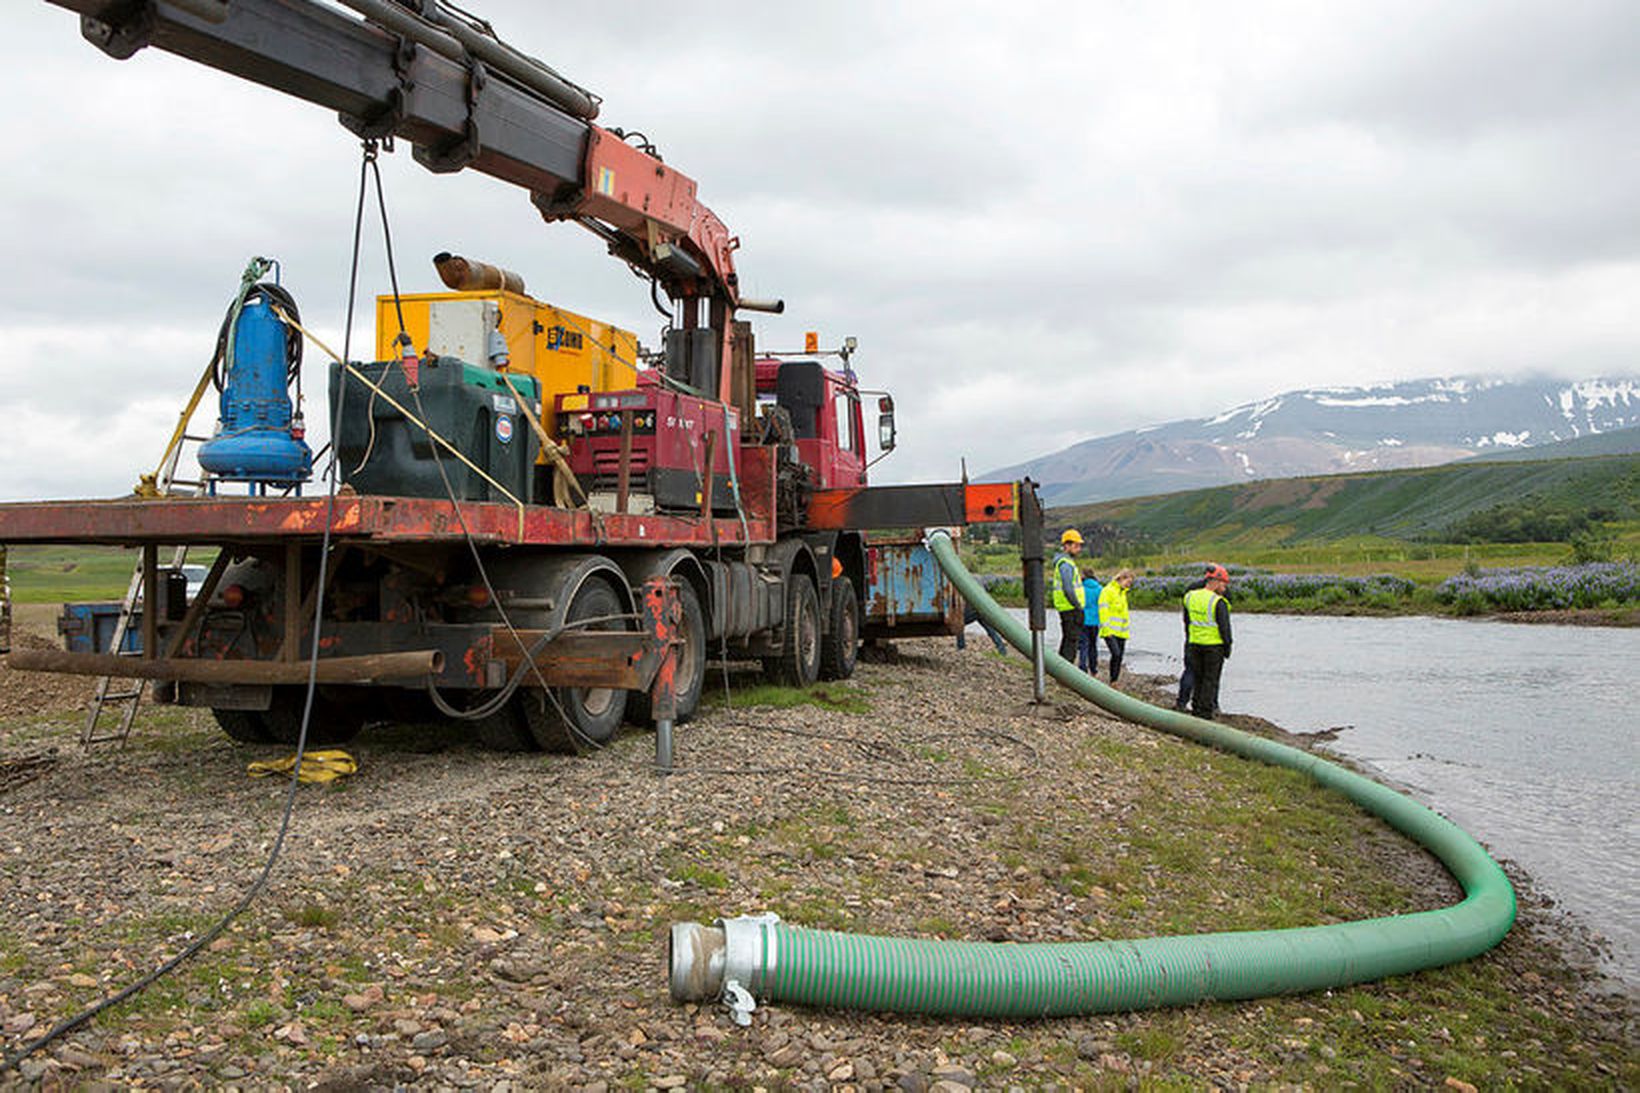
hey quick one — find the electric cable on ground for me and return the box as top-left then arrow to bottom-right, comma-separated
0,145 -> 379,1078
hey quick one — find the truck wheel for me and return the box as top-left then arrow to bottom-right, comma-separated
819,575 -> 860,681
261,686 -> 365,747
380,690 -> 438,726
464,694 -> 539,752
521,575 -> 629,752
629,582 -> 707,726
764,574 -> 821,687
212,707 -> 273,744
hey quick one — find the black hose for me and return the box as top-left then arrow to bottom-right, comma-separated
1,163 -> 357,1079
210,281 -> 303,391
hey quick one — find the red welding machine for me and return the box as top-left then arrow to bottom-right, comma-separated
555,376 -> 741,513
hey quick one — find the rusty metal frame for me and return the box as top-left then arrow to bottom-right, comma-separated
806,482 -> 1017,531
8,647 -> 441,684
0,480 -> 777,549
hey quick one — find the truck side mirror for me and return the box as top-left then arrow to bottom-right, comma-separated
877,395 -> 897,452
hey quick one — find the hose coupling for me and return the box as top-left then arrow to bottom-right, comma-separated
668,913 -> 781,1025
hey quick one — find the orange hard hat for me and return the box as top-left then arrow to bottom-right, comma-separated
1205,564 -> 1230,583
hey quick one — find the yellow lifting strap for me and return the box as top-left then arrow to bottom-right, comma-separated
246,749 -> 358,783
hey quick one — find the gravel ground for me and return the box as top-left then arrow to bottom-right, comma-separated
1,620 -> 1634,1090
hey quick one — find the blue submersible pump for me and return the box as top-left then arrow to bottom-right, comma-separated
197,259 -> 313,493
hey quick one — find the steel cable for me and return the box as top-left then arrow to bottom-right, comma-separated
0,147 -> 373,1077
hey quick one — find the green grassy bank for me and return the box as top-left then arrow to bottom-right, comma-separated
959,538 -> 1640,621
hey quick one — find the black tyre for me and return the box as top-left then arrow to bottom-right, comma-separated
380,690 -> 439,725
818,575 -> 861,681
467,694 -> 540,752
763,574 -> 821,687
261,686 -> 365,747
212,707 -> 273,744
629,581 -> 707,725
521,575 -> 629,752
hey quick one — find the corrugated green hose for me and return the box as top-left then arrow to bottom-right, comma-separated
669,531 -> 1514,1018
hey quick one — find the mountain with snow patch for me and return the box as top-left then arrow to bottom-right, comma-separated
983,375 -> 1640,505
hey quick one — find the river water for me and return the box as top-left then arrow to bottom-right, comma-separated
995,607 -> 1639,987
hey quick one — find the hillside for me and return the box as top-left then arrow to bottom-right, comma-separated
1461,423 -> 1640,463
986,375 -> 1640,505
1052,451 -> 1640,548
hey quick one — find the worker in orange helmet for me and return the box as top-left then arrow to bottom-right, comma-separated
1182,564 -> 1233,719
1174,563 -> 1215,711
1047,528 -> 1087,664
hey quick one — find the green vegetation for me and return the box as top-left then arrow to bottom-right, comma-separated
1438,499 -> 1598,544
5,545 -> 220,604
956,450 -> 1640,617
1054,452 -> 1640,548
284,903 -> 341,930
699,681 -> 871,714
5,545 -> 147,603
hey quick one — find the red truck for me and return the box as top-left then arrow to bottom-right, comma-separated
1,0 -> 1028,751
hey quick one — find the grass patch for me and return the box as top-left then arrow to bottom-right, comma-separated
671,863 -> 729,890
915,915 -> 959,938
1116,1020 -> 1185,1062
239,999 -> 279,1028
284,903 -> 341,930
701,682 -> 871,714
765,894 -> 857,932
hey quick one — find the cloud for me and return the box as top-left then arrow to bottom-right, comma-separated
1,0 -> 1637,497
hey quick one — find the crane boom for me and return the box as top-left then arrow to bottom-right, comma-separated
48,0 -> 740,306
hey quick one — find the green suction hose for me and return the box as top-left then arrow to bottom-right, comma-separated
669,531 -> 1515,1018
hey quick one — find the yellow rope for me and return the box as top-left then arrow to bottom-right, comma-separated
246,749 -> 357,783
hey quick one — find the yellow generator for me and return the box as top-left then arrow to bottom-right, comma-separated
374,286 -> 639,443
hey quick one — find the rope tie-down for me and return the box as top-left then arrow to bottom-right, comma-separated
668,529 -> 1515,1021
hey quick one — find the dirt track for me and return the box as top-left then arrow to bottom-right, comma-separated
1,612 -> 1634,1090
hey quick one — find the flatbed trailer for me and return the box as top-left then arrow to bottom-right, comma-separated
0,480 -> 1022,752
0,484 -> 775,549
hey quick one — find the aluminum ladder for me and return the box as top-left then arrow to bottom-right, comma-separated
80,373 -> 216,751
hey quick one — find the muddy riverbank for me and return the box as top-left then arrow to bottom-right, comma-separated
1,622 -> 1634,1089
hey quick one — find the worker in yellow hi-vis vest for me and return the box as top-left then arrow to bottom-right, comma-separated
1182,564 -> 1234,720
1096,569 -> 1134,683
1046,529 -> 1086,664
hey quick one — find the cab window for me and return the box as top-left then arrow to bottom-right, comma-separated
834,391 -> 861,455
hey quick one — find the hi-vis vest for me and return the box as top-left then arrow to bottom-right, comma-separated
1185,587 -> 1227,645
1098,581 -> 1130,639
1048,552 -> 1084,611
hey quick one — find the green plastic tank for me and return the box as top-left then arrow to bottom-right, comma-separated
329,357 -> 540,504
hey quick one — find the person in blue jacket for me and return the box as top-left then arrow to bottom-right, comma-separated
1078,573 -> 1103,674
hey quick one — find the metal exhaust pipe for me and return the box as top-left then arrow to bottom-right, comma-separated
434,251 -> 527,295
8,648 -> 443,684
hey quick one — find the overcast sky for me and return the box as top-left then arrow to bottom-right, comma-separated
2,0 -> 1637,499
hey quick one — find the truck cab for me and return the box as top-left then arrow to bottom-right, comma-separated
755,358 -> 868,489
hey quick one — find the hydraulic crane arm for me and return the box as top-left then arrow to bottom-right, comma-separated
48,0 -> 740,304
